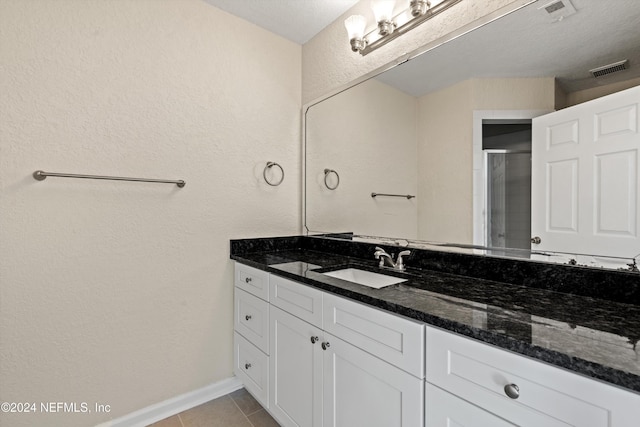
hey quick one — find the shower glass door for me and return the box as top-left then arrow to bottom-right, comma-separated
485,150 -> 532,250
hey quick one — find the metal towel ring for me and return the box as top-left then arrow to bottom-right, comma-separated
263,162 -> 284,186
324,168 -> 340,190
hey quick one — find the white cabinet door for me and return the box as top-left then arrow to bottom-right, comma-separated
322,333 -> 424,427
425,383 -> 515,427
531,85 -> 640,258
270,306 -> 323,427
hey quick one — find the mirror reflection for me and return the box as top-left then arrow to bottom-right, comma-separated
305,0 -> 640,269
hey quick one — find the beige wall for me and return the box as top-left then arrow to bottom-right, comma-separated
306,79 -> 418,237
417,80 -> 473,243
0,1 -> 300,426
565,77 -> 640,108
417,78 -> 555,243
305,76 -> 556,244
302,0 -> 527,104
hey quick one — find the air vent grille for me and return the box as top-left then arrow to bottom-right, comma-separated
590,60 -> 629,78
538,0 -> 576,22
545,1 -> 565,14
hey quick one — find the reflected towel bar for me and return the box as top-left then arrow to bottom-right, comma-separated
371,192 -> 415,199
33,170 -> 185,188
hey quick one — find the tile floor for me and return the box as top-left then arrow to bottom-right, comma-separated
148,388 -> 279,427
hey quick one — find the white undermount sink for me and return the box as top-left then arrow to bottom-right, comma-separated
322,268 -> 407,289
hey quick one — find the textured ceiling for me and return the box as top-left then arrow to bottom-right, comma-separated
201,0 -> 360,44
376,0 -> 640,95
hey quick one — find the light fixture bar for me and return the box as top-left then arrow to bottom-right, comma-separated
359,0 -> 463,56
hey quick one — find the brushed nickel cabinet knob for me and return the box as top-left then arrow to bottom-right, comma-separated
504,383 -> 520,399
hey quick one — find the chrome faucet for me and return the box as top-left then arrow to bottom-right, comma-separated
374,247 -> 411,271
374,247 -> 395,268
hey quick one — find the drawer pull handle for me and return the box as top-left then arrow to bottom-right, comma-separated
504,383 -> 520,399
321,341 -> 331,350
245,277 -> 252,283
310,336 -> 319,344
245,315 -> 252,321
245,363 -> 251,370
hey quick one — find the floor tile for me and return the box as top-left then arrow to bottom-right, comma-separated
247,409 -> 280,427
148,415 -> 183,427
229,388 -> 263,416
179,396 -> 252,427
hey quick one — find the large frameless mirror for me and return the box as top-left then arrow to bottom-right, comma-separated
305,0 -> 640,270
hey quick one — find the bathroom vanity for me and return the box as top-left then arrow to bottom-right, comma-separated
230,235 -> 640,427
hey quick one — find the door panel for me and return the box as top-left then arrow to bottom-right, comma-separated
595,150 -> 636,236
546,158 -> 578,232
595,104 -> 637,140
548,119 -> 579,147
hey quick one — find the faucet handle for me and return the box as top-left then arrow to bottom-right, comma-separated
395,250 -> 411,270
373,247 -> 387,258
374,247 -> 391,268
374,247 -> 384,267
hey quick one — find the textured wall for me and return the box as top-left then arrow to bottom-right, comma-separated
417,78 -> 555,243
565,77 -> 640,107
417,80 -> 474,243
305,79 -> 418,237
301,0 -> 526,104
0,1 -> 300,426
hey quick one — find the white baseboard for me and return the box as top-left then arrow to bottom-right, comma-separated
95,376 -> 243,427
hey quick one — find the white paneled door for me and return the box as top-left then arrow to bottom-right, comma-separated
531,86 -> 640,258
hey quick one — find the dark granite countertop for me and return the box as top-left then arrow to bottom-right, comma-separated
230,236 -> 640,394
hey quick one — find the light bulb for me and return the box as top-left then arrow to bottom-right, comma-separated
372,0 -> 396,23
344,15 -> 367,52
344,14 -> 366,40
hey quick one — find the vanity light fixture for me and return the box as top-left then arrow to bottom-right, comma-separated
345,0 -> 463,56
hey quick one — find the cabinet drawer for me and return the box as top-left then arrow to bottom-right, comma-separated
234,288 -> 269,354
235,263 -> 269,301
234,332 -> 269,408
323,293 -> 424,378
270,274 -> 323,327
426,327 -> 640,427
425,383 -> 515,426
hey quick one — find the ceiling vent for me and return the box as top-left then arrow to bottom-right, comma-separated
539,0 -> 576,21
544,1 -> 565,13
590,60 -> 629,78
